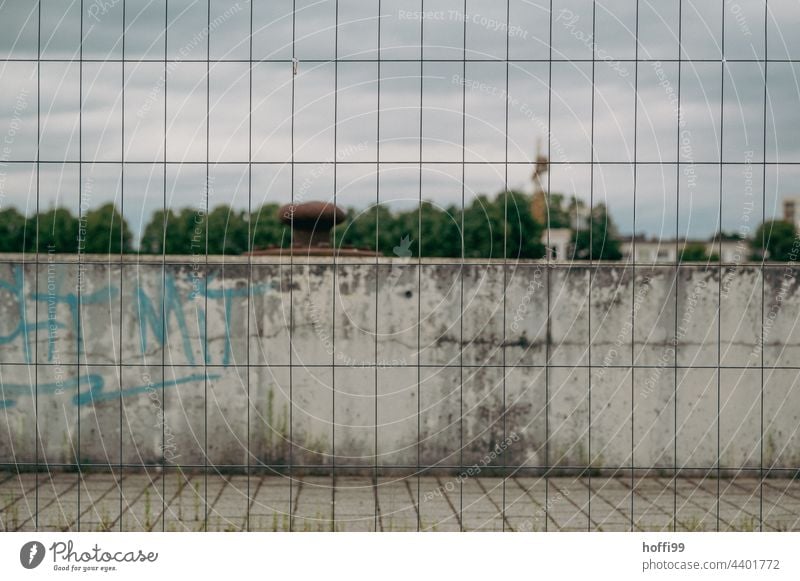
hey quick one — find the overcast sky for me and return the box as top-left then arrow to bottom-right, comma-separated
0,0 -> 799,246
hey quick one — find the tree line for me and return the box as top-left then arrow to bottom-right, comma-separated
0,192 -> 795,260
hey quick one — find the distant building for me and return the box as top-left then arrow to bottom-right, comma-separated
711,238 -> 749,263
783,196 -> 800,230
620,237 -> 747,263
542,228 -> 573,260
620,237 -> 676,263
530,142 -> 550,225
529,153 -> 756,263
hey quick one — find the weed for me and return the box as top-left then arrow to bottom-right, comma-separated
736,516 -> 756,532
680,515 -> 706,532
143,488 -> 152,530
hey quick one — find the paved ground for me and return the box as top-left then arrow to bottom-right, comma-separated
2,471 -> 799,532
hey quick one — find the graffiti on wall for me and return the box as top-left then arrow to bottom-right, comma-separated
0,265 -> 276,409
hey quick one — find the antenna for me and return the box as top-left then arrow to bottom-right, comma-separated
530,138 -> 550,225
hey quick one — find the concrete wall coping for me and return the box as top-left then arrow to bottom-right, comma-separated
0,253 -> 779,267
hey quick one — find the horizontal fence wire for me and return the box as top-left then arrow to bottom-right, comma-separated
1,0 -> 800,533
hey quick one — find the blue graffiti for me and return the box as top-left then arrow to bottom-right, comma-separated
0,374 -> 102,404
201,275 -> 273,366
0,265 -> 275,408
0,372 -> 221,409
72,372 -> 221,406
135,274 -> 197,365
0,265 -> 48,363
32,278 -> 119,359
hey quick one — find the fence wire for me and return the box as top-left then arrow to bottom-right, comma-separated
0,0 -> 799,532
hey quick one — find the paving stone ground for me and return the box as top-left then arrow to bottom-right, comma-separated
2,471 -> 799,532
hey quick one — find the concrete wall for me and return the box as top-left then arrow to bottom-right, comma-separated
0,256 -> 799,473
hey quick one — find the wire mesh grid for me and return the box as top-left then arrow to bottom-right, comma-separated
0,0 -> 799,532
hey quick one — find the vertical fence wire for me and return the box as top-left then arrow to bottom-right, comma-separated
374,0 -> 382,530
119,0 -> 126,533
760,0 -> 769,533
545,0 -> 554,532
717,0 -> 726,532
289,0 -> 296,533
333,0 -> 340,531
3,0 -> 796,534
416,0 -> 424,532
673,0 -> 683,532
630,0 -> 640,533
246,0 -> 254,533
459,0 -> 467,533
33,0 -> 41,532
501,0 -> 510,532
160,0 -> 169,534
587,0 -> 596,531
370,0 -> 379,531
76,0 -> 84,533
203,0 -> 211,533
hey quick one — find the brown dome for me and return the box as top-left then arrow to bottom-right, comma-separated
278,201 -> 346,230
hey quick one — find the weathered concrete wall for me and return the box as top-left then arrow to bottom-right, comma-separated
0,256 -> 798,473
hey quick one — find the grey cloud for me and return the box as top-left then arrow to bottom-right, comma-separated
1,0 -> 799,246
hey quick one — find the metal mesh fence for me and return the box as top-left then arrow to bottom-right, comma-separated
1,0 -> 800,532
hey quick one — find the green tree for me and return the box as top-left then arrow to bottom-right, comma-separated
419,202 -> 461,257
571,203 -> 622,260
139,209 -> 167,254
462,194 -> 506,258
335,205 -> 398,254
752,220 -> 798,261
35,208 -> 80,253
81,203 -> 133,254
717,230 -> 743,241
169,207 -> 205,255
680,242 -> 710,262
0,207 -> 29,252
139,207 -> 204,255
546,193 -> 585,229
251,203 -> 291,251
207,205 -> 249,255
334,192 -> 545,259
502,190 -> 545,259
